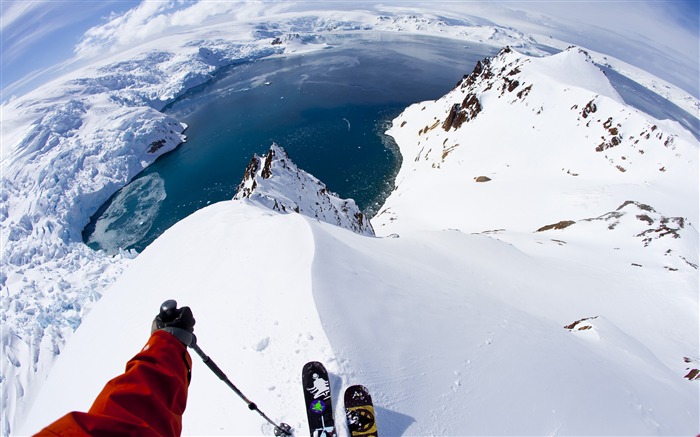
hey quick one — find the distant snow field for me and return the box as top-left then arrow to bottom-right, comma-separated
1,4 -> 698,436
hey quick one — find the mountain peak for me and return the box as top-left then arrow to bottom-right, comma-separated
234,144 -> 375,236
373,47 -> 698,265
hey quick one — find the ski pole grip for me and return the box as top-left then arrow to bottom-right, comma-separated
159,299 -> 178,322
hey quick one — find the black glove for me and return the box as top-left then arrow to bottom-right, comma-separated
152,299 -> 196,347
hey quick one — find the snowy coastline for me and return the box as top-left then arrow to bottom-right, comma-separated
2,6 -> 699,436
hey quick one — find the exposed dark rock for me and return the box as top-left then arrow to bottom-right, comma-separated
462,93 -> 481,115
636,216 -> 685,246
564,316 -> 598,331
442,104 -> 460,131
442,93 -> 481,131
536,220 -> 576,232
507,79 -> 520,92
617,201 -> 654,212
596,135 -> 622,152
147,139 -> 167,153
261,148 -> 276,179
517,84 -> 532,99
464,60 -> 487,87
581,100 -> 597,118
636,214 -> 654,225
463,56 -> 495,88
237,156 -> 261,198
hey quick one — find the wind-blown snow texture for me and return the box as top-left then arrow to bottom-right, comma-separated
2,7 -> 699,437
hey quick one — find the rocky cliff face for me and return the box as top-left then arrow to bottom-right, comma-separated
234,144 -> 374,236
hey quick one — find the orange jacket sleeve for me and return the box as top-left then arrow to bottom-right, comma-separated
35,330 -> 192,437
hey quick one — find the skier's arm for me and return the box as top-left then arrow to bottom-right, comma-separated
35,302 -> 195,437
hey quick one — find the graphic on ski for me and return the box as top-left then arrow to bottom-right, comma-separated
302,361 -> 336,437
344,385 -> 378,437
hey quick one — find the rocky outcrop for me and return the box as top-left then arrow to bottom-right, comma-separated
535,220 -> 576,232
536,201 -> 697,271
442,93 -> 482,131
234,144 -> 375,236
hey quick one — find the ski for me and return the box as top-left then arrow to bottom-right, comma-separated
344,385 -> 378,437
302,361 -> 337,437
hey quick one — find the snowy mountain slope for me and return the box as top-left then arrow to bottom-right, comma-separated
234,144 -> 374,236
2,6 -> 699,436
0,13 -> 551,431
309,217 -> 698,435
18,197 -> 698,435
16,201 -> 329,436
373,47 -> 698,265
18,107 -> 699,435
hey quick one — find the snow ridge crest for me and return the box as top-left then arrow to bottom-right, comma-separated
234,144 -> 375,237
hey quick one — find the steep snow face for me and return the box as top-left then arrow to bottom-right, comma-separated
18,200 -> 698,436
17,201 -> 330,436
373,47 -> 698,274
234,144 -> 374,237
308,217 -> 698,436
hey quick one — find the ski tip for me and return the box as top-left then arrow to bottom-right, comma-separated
344,384 -> 373,404
344,384 -> 370,394
302,360 -> 328,373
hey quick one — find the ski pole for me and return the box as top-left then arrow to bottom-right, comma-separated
157,300 -> 291,436
190,343 -> 293,436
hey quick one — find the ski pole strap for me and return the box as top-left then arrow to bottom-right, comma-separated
190,344 -> 292,436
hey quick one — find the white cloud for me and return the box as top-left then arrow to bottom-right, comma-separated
73,0 -> 292,58
1,0 -> 141,94
0,1 -> 37,31
75,1 -> 177,58
4,0 -> 698,98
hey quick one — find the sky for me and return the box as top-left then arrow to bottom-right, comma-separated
1,0 -> 699,100
1,1 -> 140,96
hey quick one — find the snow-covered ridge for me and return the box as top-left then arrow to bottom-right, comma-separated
234,144 -> 374,237
375,47 -> 698,258
18,198 -> 699,435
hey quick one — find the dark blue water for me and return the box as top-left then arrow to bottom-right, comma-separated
84,34 -> 698,254
83,34 -> 497,253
